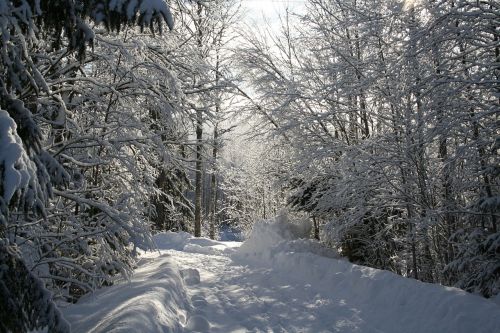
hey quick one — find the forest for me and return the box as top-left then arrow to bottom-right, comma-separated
0,0 -> 498,332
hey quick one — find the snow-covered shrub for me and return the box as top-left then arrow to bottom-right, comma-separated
445,229 -> 500,298
0,240 -> 69,333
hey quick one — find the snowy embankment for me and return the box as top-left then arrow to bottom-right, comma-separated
62,253 -> 189,333
61,233 -> 240,333
235,216 -> 500,333
63,215 -> 500,332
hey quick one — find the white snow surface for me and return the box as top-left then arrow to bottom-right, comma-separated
63,217 -> 500,333
0,110 -> 31,203
62,253 -> 189,333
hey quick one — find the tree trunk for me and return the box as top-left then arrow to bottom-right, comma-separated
209,124 -> 218,240
313,216 -> 320,240
194,108 -> 203,237
194,1 -> 204,237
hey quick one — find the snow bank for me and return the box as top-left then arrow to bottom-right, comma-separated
235,213 -> 500,333
62,254 -> 189,333
153,231 -> 192,251
153,231 -> 240,256
234,212 -> 339,262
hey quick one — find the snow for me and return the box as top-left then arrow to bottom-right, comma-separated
152,231 -> 241,256
62,253 -> 189,333
0,110 -> 31,203
180,268 -> 201,286
493,293 -> 500,307
234,211 -> 338,262
63,215 -> 500,333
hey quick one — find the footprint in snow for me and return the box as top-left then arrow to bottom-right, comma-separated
191,295 -> 209,307
186,314 -> 210,332
180,268 -> 200,285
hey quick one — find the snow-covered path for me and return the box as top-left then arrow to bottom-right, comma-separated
172,249 -> 364,333
63,221 -> 500,333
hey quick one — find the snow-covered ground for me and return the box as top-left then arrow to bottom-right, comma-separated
63,218 -> 500,333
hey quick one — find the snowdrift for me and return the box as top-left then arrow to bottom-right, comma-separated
234,215 -> 500,333
62,254 -> 189,333
234,213 -> 339,262
153,231 -> 241,256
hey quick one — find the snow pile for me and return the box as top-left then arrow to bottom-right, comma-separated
153,231 -> 192,251
266,252 -> 500,332
62,254 -> 189,333
234,214 -> 500,333
234,212 -> 338,262
153,231 -> 240,256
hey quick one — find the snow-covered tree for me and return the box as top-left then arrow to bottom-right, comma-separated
234,0 -> 499,298
1,1 -> 176,330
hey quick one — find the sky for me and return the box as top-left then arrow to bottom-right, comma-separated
240,0 -> 306,26
220,0 -> 308,142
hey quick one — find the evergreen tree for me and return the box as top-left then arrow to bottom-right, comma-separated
1,1 -> 174,330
